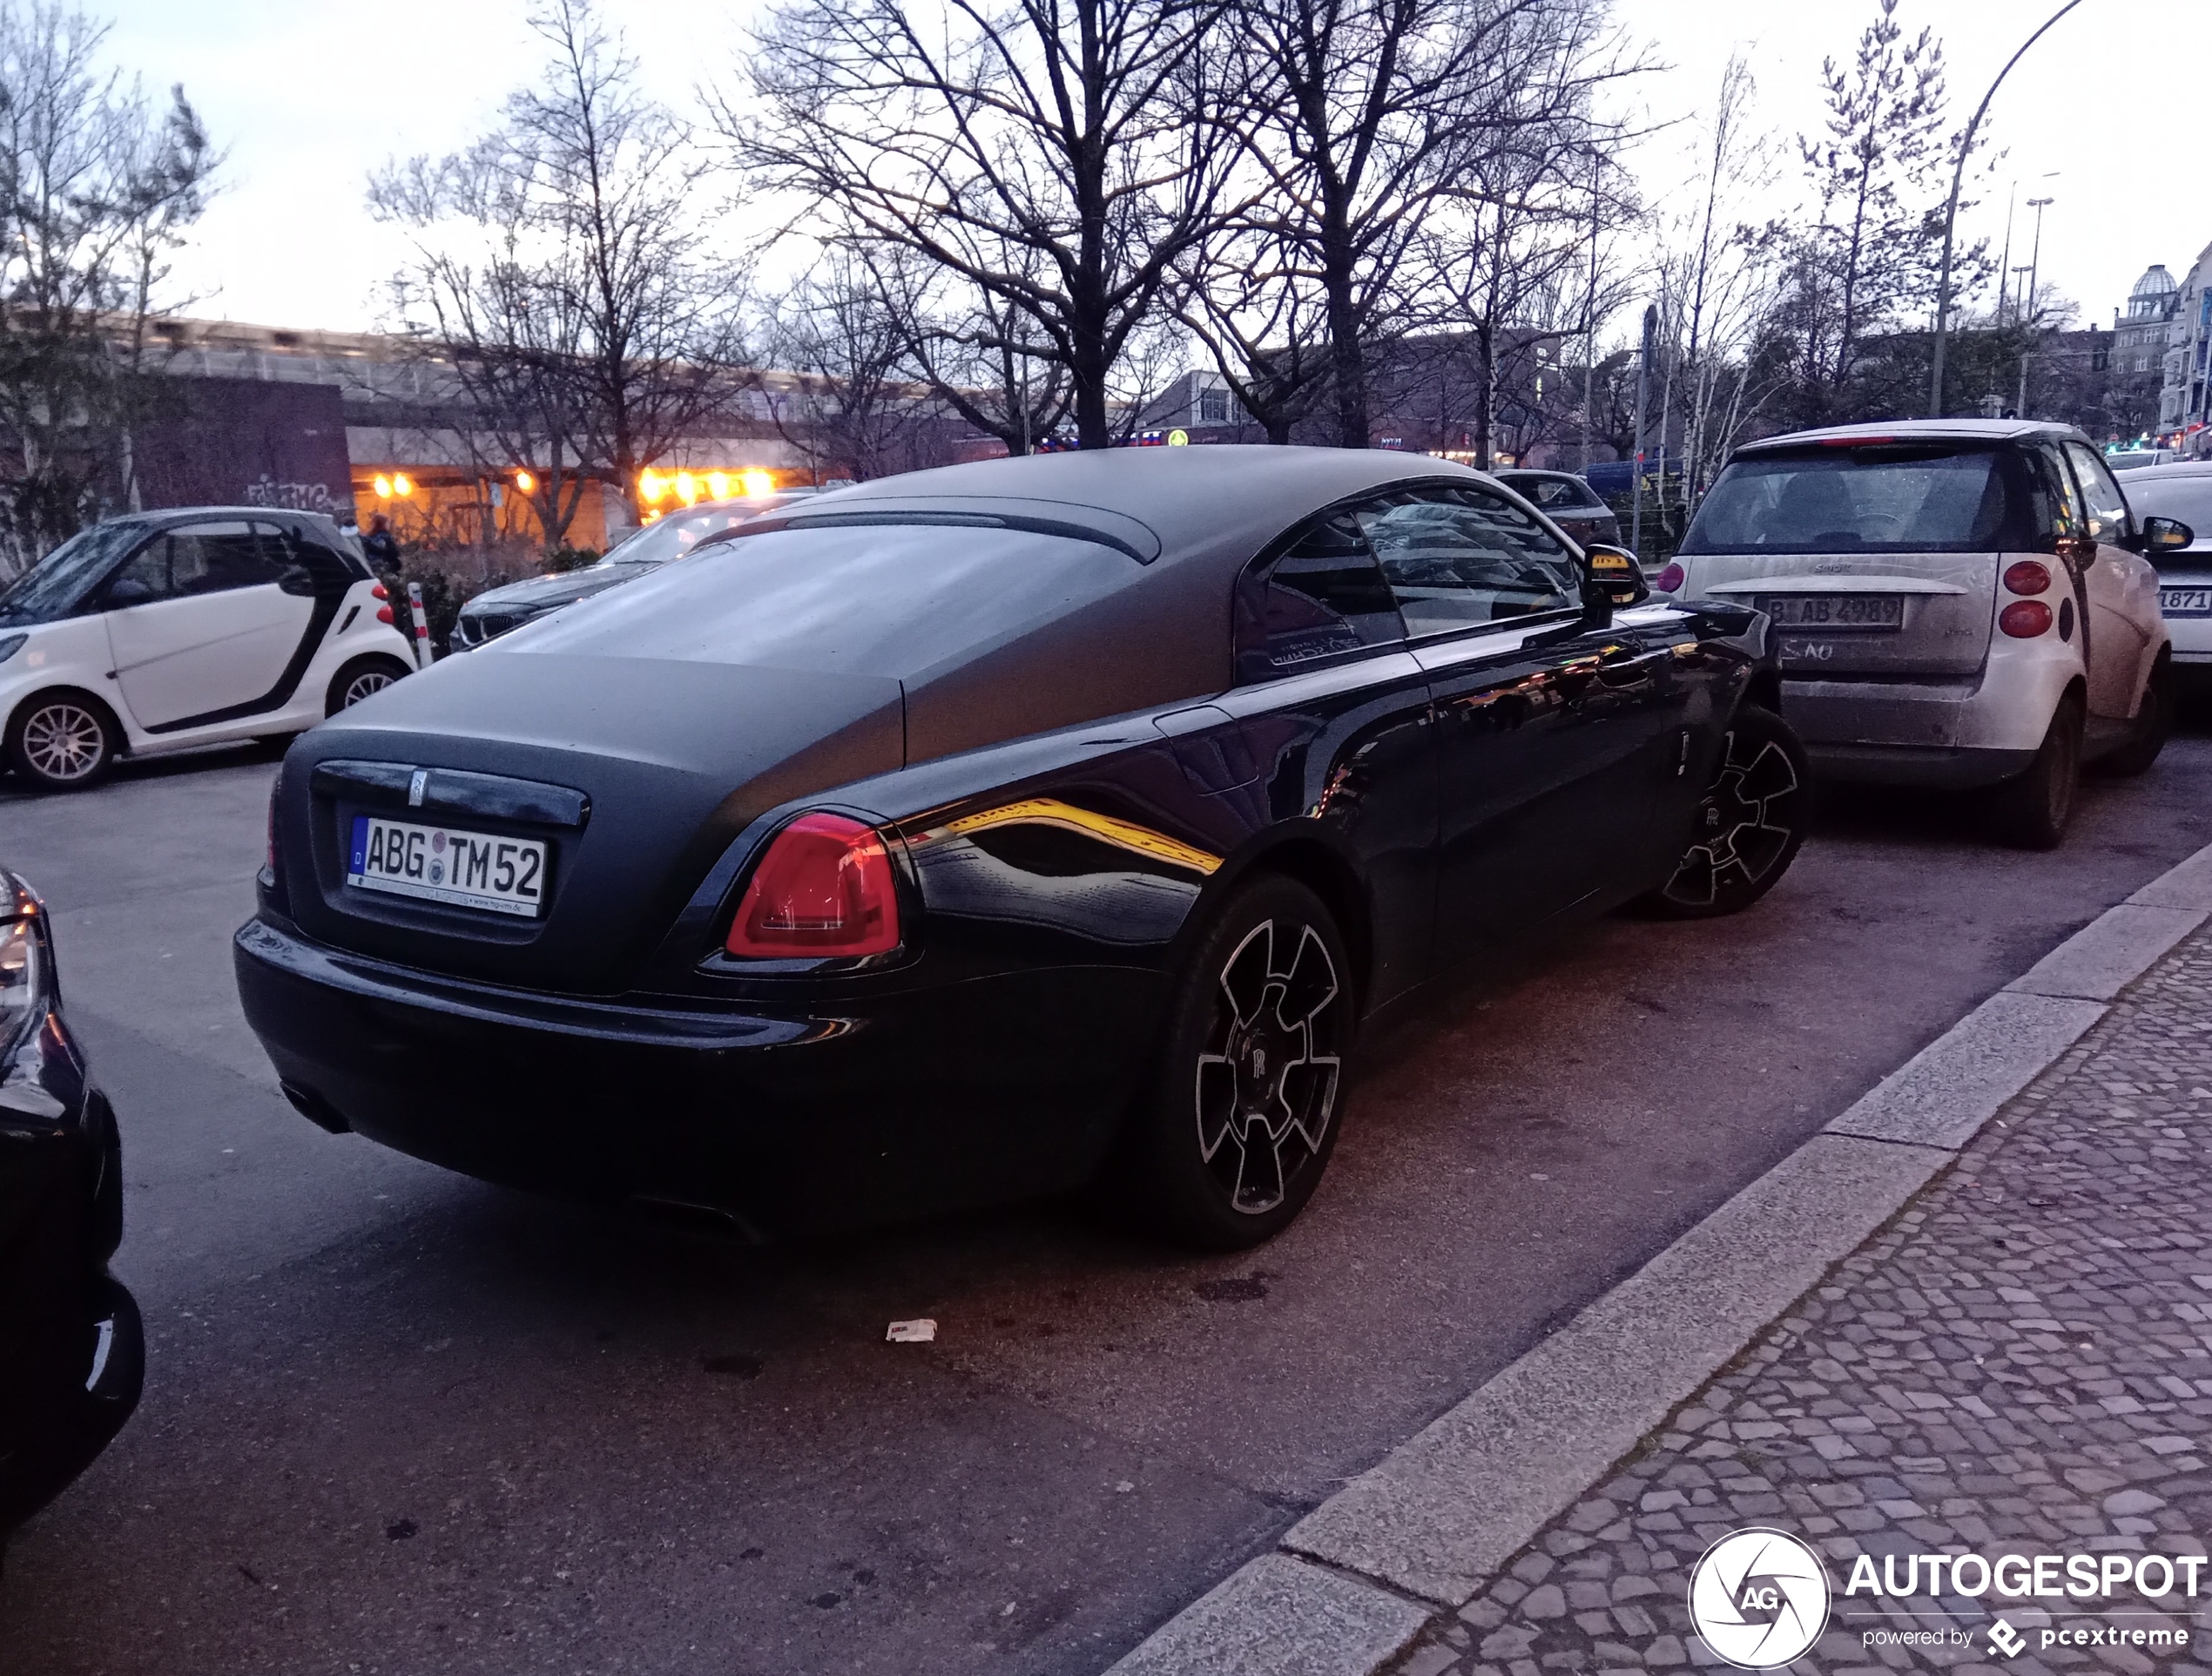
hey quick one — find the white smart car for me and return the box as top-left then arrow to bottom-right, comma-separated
1655,421 -> 2185,848
0,507 -> 415,792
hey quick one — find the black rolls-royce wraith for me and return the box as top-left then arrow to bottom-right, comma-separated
236,448 -> 1808,1247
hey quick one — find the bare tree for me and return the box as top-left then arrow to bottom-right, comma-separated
734,0 -> 1234,450
877,247 -> 1075,456
1172,220 -> 1336,443
0,1 -> 213,571
1217,0 -> 1638,449
757,249 -> 947,483
372,0 -> 746,540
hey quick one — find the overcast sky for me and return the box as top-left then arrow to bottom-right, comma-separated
104,0 -> 2211,344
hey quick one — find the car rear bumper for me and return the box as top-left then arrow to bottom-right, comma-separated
1780,635 -> 2080,782
1800,741 -> 2038,788
233,915 -> 1158,1236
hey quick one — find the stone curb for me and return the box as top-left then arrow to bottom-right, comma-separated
1103,836 -> 2212,1675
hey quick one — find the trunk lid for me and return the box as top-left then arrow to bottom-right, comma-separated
1680,550 -> 1997,679
277,647 -> 904,994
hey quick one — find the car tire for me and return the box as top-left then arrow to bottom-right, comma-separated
1986,691 -> 2083,850
1638,704 -> 1811,919
326,655 -> 412,716
2098,651 -> 2172,779
5,690 -> 118,792
1113,876 -> 1352,1249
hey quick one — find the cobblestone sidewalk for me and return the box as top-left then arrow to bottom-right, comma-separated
1389,924 -> 2212,1676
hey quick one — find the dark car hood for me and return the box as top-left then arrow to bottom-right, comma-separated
462,563 -> 656,616
277,646 -> 905,993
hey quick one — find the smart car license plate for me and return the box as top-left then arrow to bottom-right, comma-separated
1758,593 -> 1904,630
2160,586 -> 2212,616
347,815 -> 547,917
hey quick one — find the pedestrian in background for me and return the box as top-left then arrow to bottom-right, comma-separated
361,512 -> 399,571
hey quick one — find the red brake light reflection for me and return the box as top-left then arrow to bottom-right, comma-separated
725,813 -> 900,958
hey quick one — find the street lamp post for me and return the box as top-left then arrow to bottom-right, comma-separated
1926,0 -> 2087,418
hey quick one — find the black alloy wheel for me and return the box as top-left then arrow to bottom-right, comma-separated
5,692 -> 117,791
1642,704 -> 1811,919
2099,651 -> 2172,779
1118,876 -> 1352,1248
326,656 -> 411,716
1987,692 -> 2083,851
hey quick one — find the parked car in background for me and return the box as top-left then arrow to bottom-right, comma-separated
448,491 -> 817,652
2115,460 -> 2212,683
1655,420 -> 2183,848
0,509 -> 412,792
2106,447 -> 2179,473
1494,469 -> 1622,551
237,448 -> 1807,1251
0,867 -> 141,1551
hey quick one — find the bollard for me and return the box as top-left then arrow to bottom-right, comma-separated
405,581 -> 432,670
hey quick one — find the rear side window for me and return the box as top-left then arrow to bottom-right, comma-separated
1234,511 -> 1405,681
2063,443 -> 2134,545
1683,448 -> 2020,555
1354,488 -> 1582,634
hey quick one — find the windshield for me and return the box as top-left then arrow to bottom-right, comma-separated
1502,474 -> 1604,511
0,521 -> 147,623
1683,446 -> 2020,555
596,503 -> 768,569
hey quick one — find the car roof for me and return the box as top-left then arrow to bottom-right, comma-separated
788,446 -> 1498,571
1736,418 -> 2089,453
94,504 -> 343,534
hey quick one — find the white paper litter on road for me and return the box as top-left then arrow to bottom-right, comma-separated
886,1319 -> 937,1342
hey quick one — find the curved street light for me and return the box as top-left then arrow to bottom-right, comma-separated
1927,0 -> 2087,418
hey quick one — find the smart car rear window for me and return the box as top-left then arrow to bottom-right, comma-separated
1683,446 -> 2025,556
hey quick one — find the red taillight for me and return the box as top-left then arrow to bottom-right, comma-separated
2003,561 -> 2051,596
371,583 -> 389,601
2000,600 -> 2053,638
376,605 -> 395,624
1654,562 -> 1685,592
725,813 -> 900,958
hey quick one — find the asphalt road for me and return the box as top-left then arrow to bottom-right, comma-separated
2,721 -> 2208,1675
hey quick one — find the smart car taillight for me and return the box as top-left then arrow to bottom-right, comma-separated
2000,600 -> 2053,638
2003,561 -> 2051,596
376,605 -> 395,624
371,583 -> 389,600
1654,562 -> 1685,593
725,814 -> 900,957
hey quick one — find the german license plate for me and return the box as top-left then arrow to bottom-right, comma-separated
2160,586 -> 2212,616
1759,593 -> 1904,630
347,814 -> 547,917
